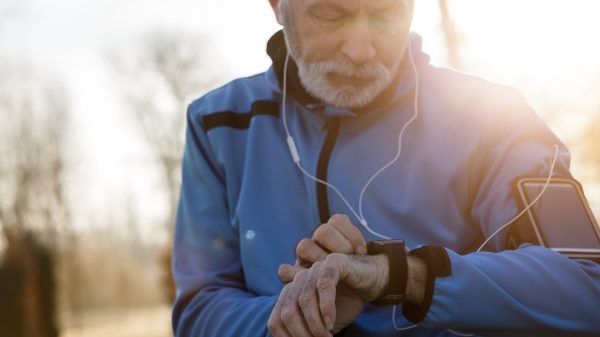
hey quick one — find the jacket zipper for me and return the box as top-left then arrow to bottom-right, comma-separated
316,117 -> 341,224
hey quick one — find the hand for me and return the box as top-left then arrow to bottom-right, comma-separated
268,253 -> 389,337
293,214 -> 367,269
297,215 -> 428,306
274,214 -> 367,335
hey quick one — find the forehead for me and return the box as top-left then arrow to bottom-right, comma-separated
299,0 -> 410,11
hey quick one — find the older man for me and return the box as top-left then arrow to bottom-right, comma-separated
171,0 -> 600,336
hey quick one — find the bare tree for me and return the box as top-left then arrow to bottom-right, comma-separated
111,30 -> 223,233
0,72 -> 71,244
110,30 -> 224,303
438,0 -> 463,69
0,63 -> 71,337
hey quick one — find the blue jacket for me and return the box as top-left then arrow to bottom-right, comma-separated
172,32 -> 600,337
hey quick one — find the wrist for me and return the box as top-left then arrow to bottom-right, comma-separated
370,253 -> 390,300
405,256 -> 427,305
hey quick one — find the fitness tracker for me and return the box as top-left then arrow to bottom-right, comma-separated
366,239 -> 408,306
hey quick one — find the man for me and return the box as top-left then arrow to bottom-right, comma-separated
171,0 -> 600,336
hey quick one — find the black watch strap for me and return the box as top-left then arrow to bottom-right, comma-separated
366,240 -> 407,306
402,245 -> 452,323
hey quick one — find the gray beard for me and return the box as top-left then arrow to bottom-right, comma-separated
282,24 -> 401,110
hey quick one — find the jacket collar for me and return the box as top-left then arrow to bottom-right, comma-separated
267,30 -> 319,107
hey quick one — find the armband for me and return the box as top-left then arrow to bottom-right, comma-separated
509,177 -> 600,262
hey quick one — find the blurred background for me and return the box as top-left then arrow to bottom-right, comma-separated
0,1 -> 599,336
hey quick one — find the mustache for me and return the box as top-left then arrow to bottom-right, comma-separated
303,59 -> 390,80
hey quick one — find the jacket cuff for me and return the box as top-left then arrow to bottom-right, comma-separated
334,326 -> 349,337
402,246 -> 451,323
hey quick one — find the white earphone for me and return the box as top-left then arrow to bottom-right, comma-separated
282,38 -> 420,241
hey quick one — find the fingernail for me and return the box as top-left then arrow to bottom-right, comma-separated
324,315 -> 333,331
357,244 -> 367,255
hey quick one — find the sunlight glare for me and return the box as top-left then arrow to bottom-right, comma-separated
453,0 -> 600,96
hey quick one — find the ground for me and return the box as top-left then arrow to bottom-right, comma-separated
62,304 -> 171,337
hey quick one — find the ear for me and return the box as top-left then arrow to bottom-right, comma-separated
268,0 -> 285,26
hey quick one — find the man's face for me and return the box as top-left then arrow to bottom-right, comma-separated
279,0 -> 414,110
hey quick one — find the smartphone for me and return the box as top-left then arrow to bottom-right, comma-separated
507,177 -> 600,262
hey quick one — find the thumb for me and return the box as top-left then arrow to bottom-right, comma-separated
278,263 -> 304,284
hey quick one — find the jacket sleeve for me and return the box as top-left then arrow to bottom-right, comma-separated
414,91 -> 600,334
171,104 -> 275,337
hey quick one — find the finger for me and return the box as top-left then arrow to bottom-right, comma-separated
328,214 -> 367,255
313,223 -> 355,255
268,289 -> 293,337
279,273 -> 314,337
296,238 -> 329,266
299,264 -> 333,337
317,254 -> 347,328
278,264 -> 304,284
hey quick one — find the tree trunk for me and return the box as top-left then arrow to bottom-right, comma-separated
438,0 -> 462,69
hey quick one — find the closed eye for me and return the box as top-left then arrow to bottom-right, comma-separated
308,5 -> 350,23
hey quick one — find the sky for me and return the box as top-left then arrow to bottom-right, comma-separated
1,0 -> 600,236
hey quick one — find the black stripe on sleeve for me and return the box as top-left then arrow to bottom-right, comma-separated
202,100 -> 279,132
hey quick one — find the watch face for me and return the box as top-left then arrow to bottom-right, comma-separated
367,240 -> 405,254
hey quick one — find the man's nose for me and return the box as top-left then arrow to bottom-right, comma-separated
341,18 -> 376,65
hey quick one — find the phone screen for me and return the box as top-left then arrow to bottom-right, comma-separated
521,180 -> 600,250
